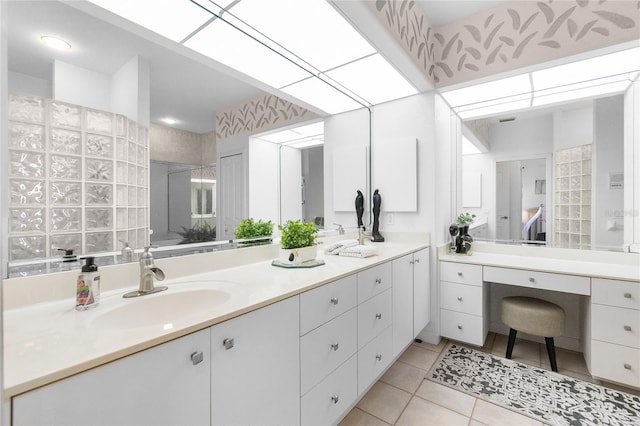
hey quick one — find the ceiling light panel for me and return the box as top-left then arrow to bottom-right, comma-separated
282,77 -> 364,115
228,0 -> 376,73
442,74 -> 532,108
87,0 -> 216,42
258,129 -> 302,144
325,54 -> 417,105
532,77 -> 632,108
290,121 -> 324,138
184,18 -> 309,88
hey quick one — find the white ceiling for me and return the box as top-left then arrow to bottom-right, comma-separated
7,1 -> 506,134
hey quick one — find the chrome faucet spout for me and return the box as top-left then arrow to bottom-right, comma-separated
123,246 -> 168,298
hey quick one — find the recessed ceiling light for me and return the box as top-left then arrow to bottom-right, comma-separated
40,35 -> 71,50
161,117 -> 178,125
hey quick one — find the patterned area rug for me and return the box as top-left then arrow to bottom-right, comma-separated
427,344 -> 640,426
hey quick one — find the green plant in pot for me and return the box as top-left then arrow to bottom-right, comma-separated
177,223 -> 216,244
456,212 -> 476,231
278,220 -> 318,264
234,218 -> 274,246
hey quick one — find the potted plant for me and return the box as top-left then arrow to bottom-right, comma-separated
234,218 -> 274,246
456,212 -> 476,233
278,220 -> 318,264
177,223 -> 216,244
454,212 -> 476,254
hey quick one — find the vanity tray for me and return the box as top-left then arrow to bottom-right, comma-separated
271,259 -> 326,268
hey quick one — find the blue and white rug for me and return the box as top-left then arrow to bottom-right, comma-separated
427,344 -> 640,426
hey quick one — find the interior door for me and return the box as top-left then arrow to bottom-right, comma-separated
495,163 -> 510,240
220,153 -> 245,240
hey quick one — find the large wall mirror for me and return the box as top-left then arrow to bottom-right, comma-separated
446,45 -> 639,252
4,0 -> 373,277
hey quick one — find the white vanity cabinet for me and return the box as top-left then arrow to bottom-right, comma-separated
12,329 -> 211,426
392,248 -> 430,357
210,296 -> 300,426
439,261 -> 487,346
590,278 -> 640,388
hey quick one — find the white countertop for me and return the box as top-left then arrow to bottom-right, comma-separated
3,238 -> 428,397
439,244 -> 640,282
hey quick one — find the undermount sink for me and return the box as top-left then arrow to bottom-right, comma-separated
91,287 -> 231,330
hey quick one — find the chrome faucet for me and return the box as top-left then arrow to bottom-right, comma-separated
358,226 -> 369,245
334,223 -> 345,235
123,246 -> 168,298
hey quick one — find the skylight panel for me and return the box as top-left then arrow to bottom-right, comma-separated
281,77 -> 364,115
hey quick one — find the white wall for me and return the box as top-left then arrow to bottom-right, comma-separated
150,162 -> 170,242
53,60 -> 110,111
280,146 -> 302,223
594,95 -> 624,248
553,106 -> 593,151
111,56 -> 150,126
0,1 -> 7,422
8,70 -> 51,98
248,139 -> 279,224
302,147 -> 324,225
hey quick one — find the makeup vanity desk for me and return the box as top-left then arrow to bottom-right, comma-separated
438,242 -> 640,389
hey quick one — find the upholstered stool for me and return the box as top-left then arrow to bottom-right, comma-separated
501,296 -> 565,372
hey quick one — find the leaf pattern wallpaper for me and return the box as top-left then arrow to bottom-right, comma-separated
216,94 -> 316,141
373,0 -> 639,87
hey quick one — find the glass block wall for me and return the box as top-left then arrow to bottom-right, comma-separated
7,94 -> 149,261
554,144 -> 592,248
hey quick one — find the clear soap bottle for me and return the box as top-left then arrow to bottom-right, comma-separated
76,257 -> 100,311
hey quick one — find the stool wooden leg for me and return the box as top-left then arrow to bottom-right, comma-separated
545,337 -> 558,372
506,328 -> 517,359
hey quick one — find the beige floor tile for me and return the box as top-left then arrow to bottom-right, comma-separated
472,399 -> 543,426
415,379 -> 476,417
469,420 -> 488,426
553,367 -> 601,384
601,381 -> 640,397
356,382 -> 412,425
491,334 -> 540,364
412,338 -> 448,353
339,408 -> 389,426
380,361 -> 426,394
552,348 -> 589,375
398,345 -> 440,371
396,396 -> 469,426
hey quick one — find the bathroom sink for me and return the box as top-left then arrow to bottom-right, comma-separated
91,288 -> 231,330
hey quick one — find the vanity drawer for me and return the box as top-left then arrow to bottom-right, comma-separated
591,304 -> 640,348
357,262 -> 392,303
357,326 -> 393,395
440,282 -> 483,316
592,278 -> 640,310
440,262 -> 482,286
440,309 -> 485,346
300,308 -> 357,396
301,355 -> 357,426
591,340 -> 640,388
300,274 -> 357,335
357,289 -> 392,349
483,266 -> 590,295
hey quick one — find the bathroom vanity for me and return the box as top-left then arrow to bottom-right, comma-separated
3,235 -> 430,425
439,242 -> 640,389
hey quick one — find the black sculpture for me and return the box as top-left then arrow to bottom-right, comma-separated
371,189 -> 384,242
355,190 -> 364,229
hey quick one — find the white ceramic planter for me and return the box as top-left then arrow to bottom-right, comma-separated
279,245 -> 317,265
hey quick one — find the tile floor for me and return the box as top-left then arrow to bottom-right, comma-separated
340,333 -> 640,425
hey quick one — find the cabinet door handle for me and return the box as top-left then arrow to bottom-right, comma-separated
409,260 -> 414,265
375,354 -> 382,361
624,325 -> 632,331
624,363 -> 632,370
375,278 -> 382,285
457,296 -> 463,301
457,272 -> 463,277
375,313 -> 382,320
190,351 -> 204,366
223,338 -> 234,350
414,258 -> 420,264
330,297 -> 339,305
330,395 -> 340,404
457,325 -> 463,330
624,293 -> 632,299
529,277 -> 535,283
331,343 -> 339,351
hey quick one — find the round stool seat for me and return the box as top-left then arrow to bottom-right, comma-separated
501,296 -> 565,337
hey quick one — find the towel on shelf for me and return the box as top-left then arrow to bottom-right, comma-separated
338,245 -> 378,258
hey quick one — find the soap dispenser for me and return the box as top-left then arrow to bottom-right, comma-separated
120,240 -> 134,263
76,257 -> 100,311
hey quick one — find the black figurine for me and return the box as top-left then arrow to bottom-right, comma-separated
355,190 -> 364,229
371,189 -> 384,242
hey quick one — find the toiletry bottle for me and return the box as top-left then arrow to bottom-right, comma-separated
76,257 -> 100,311
58,248 -> 78,271
120,240 -> 134,263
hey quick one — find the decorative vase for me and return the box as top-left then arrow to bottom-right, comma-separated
279,245 -> 317,265
455,226 -> 473,254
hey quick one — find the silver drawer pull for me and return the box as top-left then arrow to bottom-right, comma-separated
624,363 -> 632,370
624,325 -> 632,331
375,313 -> 382,320
331,395 -> 339,404
529,277 -> 535,283
457,325 -> 463,330
330,297 -> 339,305
457,272 -> 463,277
223,338 -> 234,350
376,354 -> 382,361
415,258 -> 420,263
409,260 -> 414,265
190,351 -> 203,366
375,278 -> 382,284
331,343 -> 339,351
457,296 -> 463,301
624,293 -> 632,299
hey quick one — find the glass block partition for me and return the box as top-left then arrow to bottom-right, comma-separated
7,94 -> 149,261
554,144 -> 592,249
